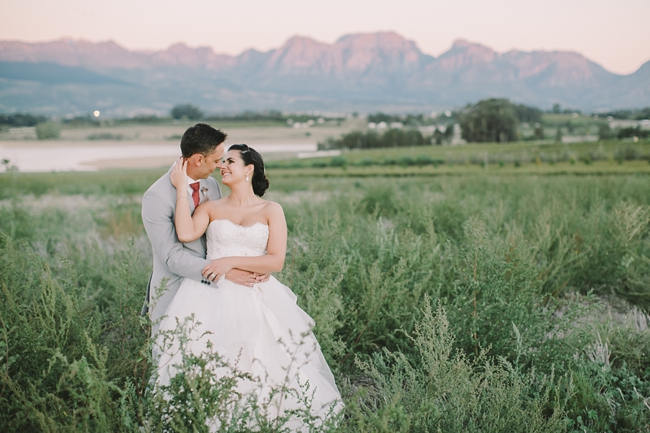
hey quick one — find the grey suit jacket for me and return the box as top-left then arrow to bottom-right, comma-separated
141,166 -> 222,336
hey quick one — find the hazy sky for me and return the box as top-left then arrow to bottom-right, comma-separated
2,0 -> 649,74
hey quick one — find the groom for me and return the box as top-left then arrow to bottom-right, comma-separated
141,123 -> 261,336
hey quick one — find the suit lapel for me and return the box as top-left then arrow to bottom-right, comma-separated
206,177 -> 221,201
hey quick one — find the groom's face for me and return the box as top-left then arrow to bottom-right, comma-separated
188,143 -> 225,179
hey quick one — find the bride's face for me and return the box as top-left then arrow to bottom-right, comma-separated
219,150 -> 253,186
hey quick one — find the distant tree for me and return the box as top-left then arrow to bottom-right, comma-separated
0,112 -> 47,127
318,128 -> 427,150
636,107 -> 650,120
459,99 -> 519,143
617,126 -> 650,139
534,123 -> 544,140
368,112 -> 395,123
35,121 -> 61,140
206,110 -> 288,123
513,104 -> 542,123
384,128 -> 425,147
171,104 -> 203,120
404,114 -> 423,127
62,115 -> 100,127
552,103 -> 561,114
367,112 -> 436,127
433,125 -> 454,145
598,123 -> 613,141
443,124 -> 454,142
433,128 -> 444,145
594,107 -> 650,120
555,128 -> 563,143
565,120 -> 574,134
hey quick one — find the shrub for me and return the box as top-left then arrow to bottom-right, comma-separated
598,123 -> 614,140
614,146 -> 640,162
319,128 -> 427,150
346,300 -> 567,432
329,156 -> 347,168
0,112 -> 47,127
459,98 -> 519,143
35,121 -> 61,139
617,126 -> 650,140
170,104 -> 203,120
87,133 -> 124,140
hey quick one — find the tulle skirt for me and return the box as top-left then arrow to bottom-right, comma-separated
154,275 -> 343,431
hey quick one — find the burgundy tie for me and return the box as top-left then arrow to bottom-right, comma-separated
190,182 -> 200,207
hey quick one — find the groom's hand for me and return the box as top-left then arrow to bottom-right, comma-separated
223,268 -> 262,287
255,273 -> 271,283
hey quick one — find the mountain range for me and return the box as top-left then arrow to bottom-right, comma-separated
0,32 -> 648,115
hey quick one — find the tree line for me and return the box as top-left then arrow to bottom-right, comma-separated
318,127 -> 454,150
3,101 -> 648,144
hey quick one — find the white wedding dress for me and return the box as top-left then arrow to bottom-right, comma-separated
155,218 -> 343,430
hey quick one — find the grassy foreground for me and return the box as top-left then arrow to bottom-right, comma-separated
0,168 -> 649,432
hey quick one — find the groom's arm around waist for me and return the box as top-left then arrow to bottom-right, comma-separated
142,190 -> 208,282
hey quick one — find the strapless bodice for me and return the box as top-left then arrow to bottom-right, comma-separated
206,219 -> 269,260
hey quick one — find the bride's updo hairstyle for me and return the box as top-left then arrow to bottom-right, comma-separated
228,144 -> 269,196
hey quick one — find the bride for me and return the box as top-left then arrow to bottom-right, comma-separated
154,144 -> 343,430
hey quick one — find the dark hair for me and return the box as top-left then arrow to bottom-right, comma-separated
180,123 -> 226,157
228,144 -> 269,196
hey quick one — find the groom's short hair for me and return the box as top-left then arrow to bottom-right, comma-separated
180,123 -> 227,157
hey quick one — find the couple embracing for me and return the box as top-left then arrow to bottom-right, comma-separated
141,123 -> 342,430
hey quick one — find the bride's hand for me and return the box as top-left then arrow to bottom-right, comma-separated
170,157 -> 188,189
202,258 -> 234,282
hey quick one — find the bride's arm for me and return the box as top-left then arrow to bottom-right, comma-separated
170,158 -> 210,242
201,203 -> 286,278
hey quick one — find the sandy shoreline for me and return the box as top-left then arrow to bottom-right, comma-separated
0,120 -> 364,171
0,141 -> 318,172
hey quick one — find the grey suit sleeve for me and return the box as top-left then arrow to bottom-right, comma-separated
142,190 -> 208,282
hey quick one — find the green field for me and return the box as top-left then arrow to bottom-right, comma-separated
270,139 -> 650,171
1,155 -> 649,431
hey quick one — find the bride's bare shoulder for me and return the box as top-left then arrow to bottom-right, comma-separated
261,200 -> 285,221
261,199 -> 283,212
204,198 -> 228,215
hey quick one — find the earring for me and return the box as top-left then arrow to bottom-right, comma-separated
246,175 -> 249,182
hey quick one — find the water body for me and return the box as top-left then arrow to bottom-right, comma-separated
0,141 -> 318,172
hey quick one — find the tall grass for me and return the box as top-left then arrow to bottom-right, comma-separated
1,172 -> 648,432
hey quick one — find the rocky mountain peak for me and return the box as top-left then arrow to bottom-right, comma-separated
446,38 -> 496,58
0,32 -> 646,112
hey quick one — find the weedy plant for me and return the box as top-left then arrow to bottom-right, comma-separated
0,172 -> 648,432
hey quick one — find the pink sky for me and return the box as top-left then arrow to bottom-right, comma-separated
1,0 -> 649,74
